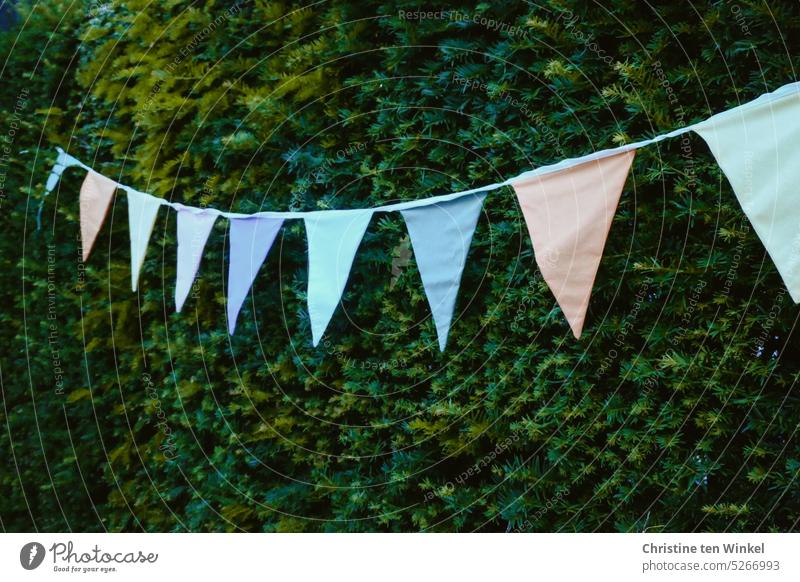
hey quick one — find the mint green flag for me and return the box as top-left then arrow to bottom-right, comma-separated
693,82 -> 800,301
401,192 -> 486,351
305,209 -> 374,346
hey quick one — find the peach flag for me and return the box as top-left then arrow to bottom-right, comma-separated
79,171 -> 118,261
512,150 -> 635,338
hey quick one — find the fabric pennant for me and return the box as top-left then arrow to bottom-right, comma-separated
79,171 -> 118,262
400,193 -> 486,351
175,209 -> 218,312
693,90 -> 800,302
304,209 -> 373,346
512,150 -> 635,338
37,149 -> 82,230
45,149 -> 79,195
127,190 -> 162,292
226,216 -> 284,335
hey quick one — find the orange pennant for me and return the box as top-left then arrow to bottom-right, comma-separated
79,171 -> 117,262
512,150 -> 635,338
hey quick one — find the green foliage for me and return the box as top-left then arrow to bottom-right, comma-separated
1,0 -> 799,532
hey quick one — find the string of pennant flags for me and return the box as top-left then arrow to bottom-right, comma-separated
41,81 -> 800,350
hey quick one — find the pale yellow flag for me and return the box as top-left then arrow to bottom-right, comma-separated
694,83 -> 800,301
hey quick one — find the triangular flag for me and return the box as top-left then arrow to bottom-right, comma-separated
45,149 -> 78,195
512,150 -> 635,338
127,190 -> 162,292
38,149 -> 82,230
304,209 -> 373,346
79,171 -> 118,261
226,216 -> 284,335
400,193 -> 486,351
693,88 -> 800,301
175,209 -> 218,312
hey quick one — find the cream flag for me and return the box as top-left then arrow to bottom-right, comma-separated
512,150 -> 635,338
127,190 -> 162,292
79,171 -> 118,261
693,84 -> 800,302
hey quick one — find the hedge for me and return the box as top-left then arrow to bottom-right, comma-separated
0,0 -> 798,532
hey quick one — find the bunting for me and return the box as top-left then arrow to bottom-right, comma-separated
41,81 -> 800,349
401,193 -> 486,351
226,216 -> 284,334
512,151 -> 635,338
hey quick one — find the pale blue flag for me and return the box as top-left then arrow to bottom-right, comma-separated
175,209 -> 217,312
304,209 -> 373,346
401,192 -> 486,351
45,149 -> 77,194
227,216 -> 284,335
37,148 -> 81,230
